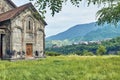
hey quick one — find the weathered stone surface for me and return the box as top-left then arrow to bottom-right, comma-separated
0,1 -> 46,59
10,8 -> 45,58
0,0 -> 15,14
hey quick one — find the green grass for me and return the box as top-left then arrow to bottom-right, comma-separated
0,55 -> 120,80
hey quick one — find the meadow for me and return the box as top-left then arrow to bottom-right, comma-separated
0,55 -> 120,80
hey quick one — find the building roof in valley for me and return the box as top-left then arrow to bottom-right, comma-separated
0,3 -> 47,25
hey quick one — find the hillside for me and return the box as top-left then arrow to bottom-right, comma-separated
46,37 -> 120,54
83,26 -> 120,41
46,22 -> 98,41
46,22 -> 120,47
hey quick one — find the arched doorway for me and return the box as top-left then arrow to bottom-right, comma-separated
26,43 -> 33,57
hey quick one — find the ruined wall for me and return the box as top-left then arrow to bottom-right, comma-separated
0,0 -> 15,14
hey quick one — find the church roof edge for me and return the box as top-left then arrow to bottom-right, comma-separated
0,2 -> 47,25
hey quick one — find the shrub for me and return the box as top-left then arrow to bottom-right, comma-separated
45,51 -> 61,56
96,45 -> 106,55
84,52 -> 94,56
82,50 -> 94,56
74,51 -> 81,55
116,51 -> 120,56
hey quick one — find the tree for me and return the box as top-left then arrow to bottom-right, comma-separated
96,1 -> 120,25
30,0 -> 120,25
82,50 -> 94,56
30,0 -> 82,16
96,45 -> 106,55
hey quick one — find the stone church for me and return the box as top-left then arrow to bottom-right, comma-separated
0,0 -> 47,60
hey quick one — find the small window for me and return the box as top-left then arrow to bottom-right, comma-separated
29,21 -> 31,30
26,16 -> 33,32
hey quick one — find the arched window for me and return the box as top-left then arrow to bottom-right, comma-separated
26,16 -> 34,32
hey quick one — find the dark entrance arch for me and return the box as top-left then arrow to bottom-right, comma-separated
0,34 -> 3,58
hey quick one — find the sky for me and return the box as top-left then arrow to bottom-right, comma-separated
12,0 -> 101,37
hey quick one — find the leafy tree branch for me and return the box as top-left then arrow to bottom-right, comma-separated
30,0 -> 120,25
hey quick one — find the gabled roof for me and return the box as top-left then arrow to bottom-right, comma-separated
6,0 -> 17,8
0,3 -> 47,25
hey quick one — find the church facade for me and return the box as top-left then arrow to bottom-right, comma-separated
0,0 -> 47,60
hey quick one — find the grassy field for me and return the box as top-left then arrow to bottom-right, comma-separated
0,55 -> 120,80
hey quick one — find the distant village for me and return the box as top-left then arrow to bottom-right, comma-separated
51,38 -> 112,48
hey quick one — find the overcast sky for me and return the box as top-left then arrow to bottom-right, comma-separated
12,0 -> 101,37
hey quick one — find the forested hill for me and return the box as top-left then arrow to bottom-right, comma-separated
46,22 -> 97,40
46,22 -> 120,47
46,37 -> 120,55
46,22 -> 120,41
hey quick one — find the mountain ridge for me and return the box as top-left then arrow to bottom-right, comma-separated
46,22 -> 120,47
46,22 -> 99,40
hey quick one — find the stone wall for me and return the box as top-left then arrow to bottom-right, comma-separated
36,30 -> 44,56
12,28 -> 22,51
11,8 -> 45,57
0,0 -> 15,14
1,23 -> 11,58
